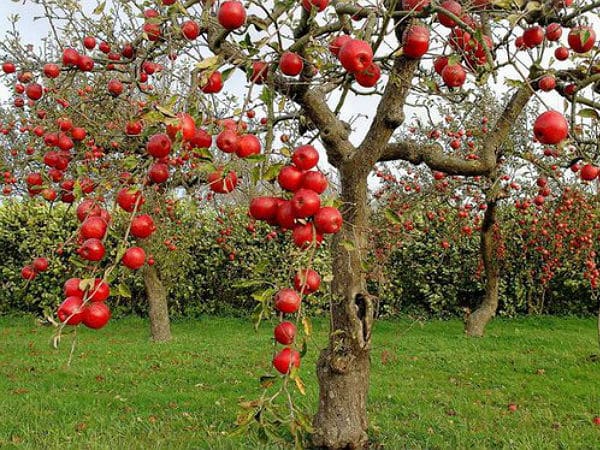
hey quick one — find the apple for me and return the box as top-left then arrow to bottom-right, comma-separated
207,169 -> 238,193
64,278 -> 84,298
301,0 -> 329,12
329,35 -> 352,56
292,145 -> 319,170
580,164 -> 598,181
291,188 -> 321,218
276,201 -> 296,229
314,206 -> 343,234
274,321 -> 297,345
62,48 -> 80,66
216,130 -> 239,153
403,25 -> 430,59
279,51 -> 303,76
236,134 -> 261,158
78,238 -> 105,261
545,23 -> 562,41
437,0 -> 462,28
181,20 -> 200,40
81,216 -> 108,239
189,128 -> 212,148
131,214 -> 156,239
83,36 -> 96,49
77,55 -> 94,71
43,63 -> 60,78
538,75 -> 556,92
294,268 -> 321,294
523,26 -> 544,48
273,348 -> 301,374
402,0 -> 429,11
249,196 -> 279,221
88,279 -> 110,302
122,247 -> 146,270
355,63 -> 381,87
533,111 -> 568,144
2,61 -> 16,73
554,46 -> 569,60
25,83 -> 43,101
21,265 -> 37,280
250,61 -> 269,84
278,165 -> 304,191
441,63 -> 466,88
568,26 -> 596,53
274,288 -> 301,314
292,223 -> 323,248
433,56 -> 449,75
507,403 -> 518,412
218,1 -> 246,30
149,162 -> 170,183
146,133 -> 172,158
117,188 -> 144,212
593,416 -> 600,425
338,39 -> 373,73
58,296 -> 85,325
107,78 -> 123,96
201,71 -> 223,93
83,302 -> 111,329
32,257 -> 49,272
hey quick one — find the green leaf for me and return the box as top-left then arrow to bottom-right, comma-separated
118,282 -> 132,299
93,1 -> 106,14
578,108 -> 599,121
341,240 -> 355,251
384,208 -> 402,225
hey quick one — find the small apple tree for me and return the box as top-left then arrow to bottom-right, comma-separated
2,0 -> 600,448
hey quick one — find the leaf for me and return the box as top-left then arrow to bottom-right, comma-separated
578,108 -> 599,121
93,1 -> 106,14
244,154 -> 267,163
302,317 -> 312,336
341,240 -> 355,251
290,370 -> 306,395
384,208 -> 402,225
118,282 -> 132,298
221,67 -> 235,81
263,163 -> 284,182
259,374 -> 277,388
505,78 -> 524,88
233,279 -> 265,288
196,56 -> 220,70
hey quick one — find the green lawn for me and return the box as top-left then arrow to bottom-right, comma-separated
0,316 -> 599,449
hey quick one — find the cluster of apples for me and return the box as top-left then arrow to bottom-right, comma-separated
271,268 -> 322,374
20,257 -> 49,281
329,36 -> 380,88
57,277 -> 111,330
247,144 -> 342,374
249,144 -> 342,248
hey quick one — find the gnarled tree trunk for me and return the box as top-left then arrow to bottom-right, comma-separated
143,265 -> 172,342
466,198 -> 499,337
312,166 -> 374,449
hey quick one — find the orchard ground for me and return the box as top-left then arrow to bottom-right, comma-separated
1,316 -> 599,449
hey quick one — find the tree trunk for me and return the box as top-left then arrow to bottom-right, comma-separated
143,265 -> 172,342
312,166 -> 374,449
466,199 -> 499,337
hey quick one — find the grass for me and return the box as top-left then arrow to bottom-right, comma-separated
0,315 -> 599,449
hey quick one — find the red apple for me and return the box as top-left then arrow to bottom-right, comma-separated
274,288 -> 301,314
273,348 -> 300,374
83,302 -> 111,329
533,111 -> 568,144
218,1 -> 246,30
274,321 -> 297,345
122,247 -> 146,270
58,296 -> 85,325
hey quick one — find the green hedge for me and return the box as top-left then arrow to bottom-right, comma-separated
0,199 -> 596,318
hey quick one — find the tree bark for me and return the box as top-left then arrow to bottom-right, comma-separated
143,265 -> 172,342
465,199 -> 499,337
312,166 -> 374,449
